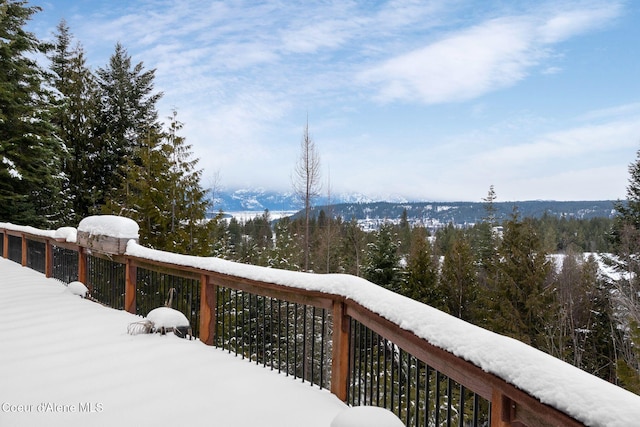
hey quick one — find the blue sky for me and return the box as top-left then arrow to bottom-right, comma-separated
28,0 -> 640,201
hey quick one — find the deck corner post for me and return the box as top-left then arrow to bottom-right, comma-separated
2,229 -> 7,259
330,299 -> 350,402
124,258 -> 137,314
21,233 -> 27,266
491,389 -> 515,427
45,239 -> 53,278
77,246 -> 87,286
199,274 -> 217,346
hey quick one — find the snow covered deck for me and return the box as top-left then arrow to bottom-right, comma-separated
0,258 -> 346,427
4,219 -> 640,427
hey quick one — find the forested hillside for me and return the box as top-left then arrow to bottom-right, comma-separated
310,199 -> 617,225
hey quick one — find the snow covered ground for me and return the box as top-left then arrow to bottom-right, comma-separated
0,257 -> 346,427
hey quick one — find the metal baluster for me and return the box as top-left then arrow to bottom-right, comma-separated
446,377 -> 452,427
347,318 -> 355,406
459,384 -> 465,427
270,297 -> 274,370
376,332 -> 381,407
435,371 -> 441,427
294,303 -> 298,379
278,298 -> 282,373
311,306 -> 316,386
415,360 -> 421,427
405,353 -> 411,426
233,290 -> 239,355
425,364 -> 431,426
320,308 -> 326,389
241,291 -> 246,359
285,301 -> 290,376
302,304 -> 307,383
383,337 -> 389,409
261,295 -> 266,366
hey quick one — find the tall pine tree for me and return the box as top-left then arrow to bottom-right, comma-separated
93,42 -> 162,209
48,20 -> 99,223
609,149 -> 640,391
0,1 -> 64,226
485,209 -> 554,349
364,222 -> 402,293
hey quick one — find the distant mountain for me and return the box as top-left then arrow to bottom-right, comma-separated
209,189 -> 617,225
309,200 -> 618,226
210,188 -> 299,213
208,188 -> 406,215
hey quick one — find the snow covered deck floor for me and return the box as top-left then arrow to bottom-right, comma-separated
0,258 -> 346,427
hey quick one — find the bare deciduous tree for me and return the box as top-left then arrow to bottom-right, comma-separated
292,119 -> 321,271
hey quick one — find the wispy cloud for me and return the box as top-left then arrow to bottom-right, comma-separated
359,1 -> 623,104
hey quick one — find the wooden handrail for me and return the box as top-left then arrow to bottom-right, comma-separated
2,221 -> 638,427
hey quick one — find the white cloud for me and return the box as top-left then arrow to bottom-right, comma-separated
359,1 -> 623,105
537,3 -> 621,43
359,17 -> 539,104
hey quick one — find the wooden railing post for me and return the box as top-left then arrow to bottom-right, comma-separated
21,233 -> 27,266
77,246 -> 87,285
491,389 -> 515,427
199,274 -> 217,346
45,239 -> 53,278
331,300 -> 350,401
2,230 -> 7,259
124,258 -> 137,314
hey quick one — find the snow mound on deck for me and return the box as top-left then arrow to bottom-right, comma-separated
66,281 -> 88,298
146,307 -> 190,329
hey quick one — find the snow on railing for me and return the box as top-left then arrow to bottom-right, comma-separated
2,217 -> 640,427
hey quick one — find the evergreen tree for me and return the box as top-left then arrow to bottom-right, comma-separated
47,20 -> 99,223
614,149 -> 640,238
103,109 -> 212,255
398,208 -> 411,254
608,148 -> 640,391
403,226 -> 439,306
340,218 -> 366,276
270,216 -> 302,270
485,209 -> 554,348
440,234 -> 479,321
164,110 -> 211,255
0,1 -> 64,226
93,42 -> 162,209
477,185 -> 498,266
209,210 -> 231,259
364,222 -> 402,292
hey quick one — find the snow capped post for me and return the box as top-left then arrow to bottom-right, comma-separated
77,215 -> 139,255
77,216 -> 140,313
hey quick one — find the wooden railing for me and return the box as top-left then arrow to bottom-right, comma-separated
2,220 -> 639,427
